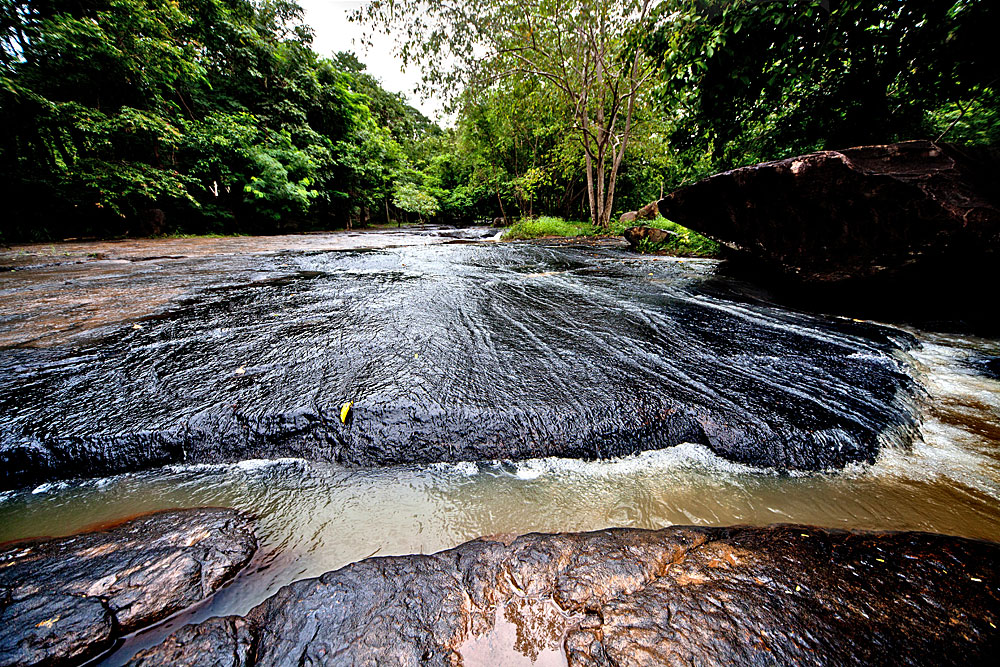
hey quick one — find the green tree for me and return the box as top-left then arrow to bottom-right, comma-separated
393,181 -> 439,223
355,0 -> 658,229
0,0 -> 437,239
647,0 -> 999,173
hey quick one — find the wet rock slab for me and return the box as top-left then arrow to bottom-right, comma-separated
0,243 -> 920,489
0,508 -> 256,667
127,524 -> 1000,666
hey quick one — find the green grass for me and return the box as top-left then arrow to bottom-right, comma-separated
629,218 -> 721,257
502,216 -> 597,240
156,232 -> 249,239
502,214 -> 720,257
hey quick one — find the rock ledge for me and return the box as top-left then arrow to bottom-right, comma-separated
0,508 -> 257,667
129,524 -> 999,666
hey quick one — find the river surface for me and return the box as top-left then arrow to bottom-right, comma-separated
0,227 -> 998,664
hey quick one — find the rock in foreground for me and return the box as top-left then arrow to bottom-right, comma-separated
0,508 -> 257,667
657,140 -> 1000,284
128,525 -> 999,667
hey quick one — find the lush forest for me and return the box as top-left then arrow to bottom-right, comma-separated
1,0 -> 995,241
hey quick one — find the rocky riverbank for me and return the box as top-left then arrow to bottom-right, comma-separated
126,524 -> 1000,666
0,509 -> 257,667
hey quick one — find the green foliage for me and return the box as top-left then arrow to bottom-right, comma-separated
627,219 -> 721,257
647,0 -> 999,174
356,0 -> 659,229
392,182 -> 440,221
502,216 -> 595,240
2,0 -> 994,240
0,0 -> 439,240
502,214 -> 719,257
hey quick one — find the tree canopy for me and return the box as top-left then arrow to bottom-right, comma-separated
0,0 -> 439,240
0,0 -> 994,241
647,0 -> 998,173
356,0 -> 659,228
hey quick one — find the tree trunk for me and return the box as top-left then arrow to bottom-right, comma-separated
496,188 -> 509,224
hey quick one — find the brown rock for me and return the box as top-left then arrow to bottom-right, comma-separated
657,140 -> 1000,283
619,200 -> 660,226
623,225 -> 678,248
0,508 -> 257,667
127,525 -> 1000,667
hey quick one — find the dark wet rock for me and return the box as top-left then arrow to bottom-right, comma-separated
657,140 -> 1000,284
977,356 -> 1000,380
127,525 -> 1000,667
125,617 -> 256,667
0,244 -> 921,489
623,226 -> 678,249
0,508 -> 256,667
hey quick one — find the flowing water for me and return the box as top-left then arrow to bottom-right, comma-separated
0,228 -> 997,664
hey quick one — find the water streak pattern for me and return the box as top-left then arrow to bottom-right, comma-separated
0,242 -> 918,488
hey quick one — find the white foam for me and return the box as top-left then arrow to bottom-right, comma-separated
498,443 -> 787,481
235,458 -> 307,471
428,460 -> 480,477
165,458 -> 309,475
31,480 -> 72,495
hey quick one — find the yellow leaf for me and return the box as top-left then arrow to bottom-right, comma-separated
36,616 -> 60,629
340,401 -> 353,424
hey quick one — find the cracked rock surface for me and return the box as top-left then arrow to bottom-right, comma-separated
0,508 -> 257,667
128,524 -> 999,666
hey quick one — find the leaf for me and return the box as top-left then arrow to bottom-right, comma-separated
340,401 -> 354,423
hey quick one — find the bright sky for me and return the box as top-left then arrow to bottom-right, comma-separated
298,1 -> 446,120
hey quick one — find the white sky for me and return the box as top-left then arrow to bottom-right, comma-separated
298,1 -> 446,120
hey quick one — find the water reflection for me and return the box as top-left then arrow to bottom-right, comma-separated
460,601 -> 577,666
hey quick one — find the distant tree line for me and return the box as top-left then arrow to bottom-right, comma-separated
1,0 -> 994,241
0,0 -> 449,240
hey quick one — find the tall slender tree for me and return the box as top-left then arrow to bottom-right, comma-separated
355,0 -> 657,228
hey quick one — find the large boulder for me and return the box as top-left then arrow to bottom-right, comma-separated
657,140 -> 1000,284
0,508 -> 257,667
127,525 -> 1000,666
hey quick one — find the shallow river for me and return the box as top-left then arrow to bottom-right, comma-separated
0,228 -> 997,664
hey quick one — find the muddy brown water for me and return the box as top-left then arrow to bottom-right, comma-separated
0,228 -> 998,665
